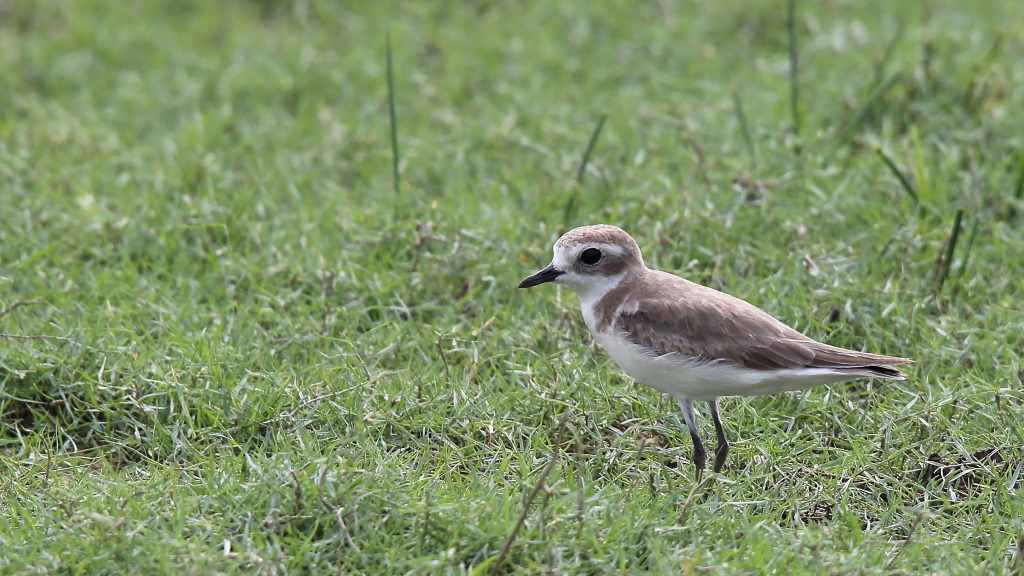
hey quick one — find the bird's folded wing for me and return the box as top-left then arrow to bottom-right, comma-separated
617,297 -> 909,371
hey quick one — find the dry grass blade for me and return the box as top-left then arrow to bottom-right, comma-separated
489,412 -> 571,576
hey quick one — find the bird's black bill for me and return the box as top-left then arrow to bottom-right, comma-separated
518,264 -> 564,288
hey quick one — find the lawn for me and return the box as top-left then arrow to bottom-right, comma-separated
1,0 -> 1023,574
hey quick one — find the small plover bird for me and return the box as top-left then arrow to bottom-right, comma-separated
519,225 -> 912,479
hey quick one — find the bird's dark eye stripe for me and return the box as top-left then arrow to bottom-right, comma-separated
580,248 -> 602,265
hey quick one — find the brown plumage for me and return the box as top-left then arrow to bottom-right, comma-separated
599,270 -> 911,378
519,224 -> 913,478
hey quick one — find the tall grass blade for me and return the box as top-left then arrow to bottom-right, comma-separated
1014,148 -> 1024,201
952,216 -> 978,299
489,413 -> 570,576
934,207 -> 965,293
564,112 -> 608,223
875,146 -> 918,203
833,72 -> 900,145
874,21 -> 904,86
732,90 -> 756,168
910,126 -> 930,203
576,112 -> 608,185
386,30 -> 401,201
787,0 -> 801,138
1000,148 -> 1024,219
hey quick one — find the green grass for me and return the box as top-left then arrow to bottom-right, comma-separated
2,0 -> 1024,573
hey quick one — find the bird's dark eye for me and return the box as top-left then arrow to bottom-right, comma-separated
580,248 -> 602,265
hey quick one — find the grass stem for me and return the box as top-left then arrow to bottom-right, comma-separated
564,112 -> 608,222
576,112 -> 608,185
490,413 -> 570,576
1014,148 -> 1024,201
934,208 -> 965,293
786,0 -> 801,139
875,146 -> 919,203
952,215 -> 978,298
834,72 -> 900,145
732,89 -> 756,168
874,21 -> 904,86
386,30 -> 401,202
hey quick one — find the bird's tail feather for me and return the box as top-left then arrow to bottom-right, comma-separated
834,365 -> 907,380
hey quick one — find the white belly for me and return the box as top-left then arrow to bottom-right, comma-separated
589,329 -> 855,402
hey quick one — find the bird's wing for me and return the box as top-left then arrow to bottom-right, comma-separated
616,289 -> 910,372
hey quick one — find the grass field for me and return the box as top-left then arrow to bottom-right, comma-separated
2,0 -> 1024,573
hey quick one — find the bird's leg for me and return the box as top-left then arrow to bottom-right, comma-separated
675,396 -> 706,481
707,398 -> 730,473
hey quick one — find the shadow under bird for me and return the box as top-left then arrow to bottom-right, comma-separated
518,224 -> 913,480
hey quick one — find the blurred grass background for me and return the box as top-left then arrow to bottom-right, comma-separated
1,0 -> 1023,573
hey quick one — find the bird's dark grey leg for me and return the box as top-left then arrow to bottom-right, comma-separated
707,398 -> 729,473
675,396 -> 706,479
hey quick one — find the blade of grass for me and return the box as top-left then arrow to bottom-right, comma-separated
13,239 -> 63,270
833,72 -> 901,146
563,112 -> 608,222
0,300 -> 39,323
732,89 -> 756,168
489,412 -> 570,576
951,216 -> 978,299
910,126 -> 931,203
886,509 -> 929,571
576,112 -> 608,185
1000,148 -> 1024,219
1014,148 -> 1024,201
933,207 -> 965,293
787,0 -> 801,139
875,146 -> 919,203
874,21 -> 904,86
386,30 -> 401,202
964,35 -> 1003,114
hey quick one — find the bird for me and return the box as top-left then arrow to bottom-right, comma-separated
518,224 -> 912,479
